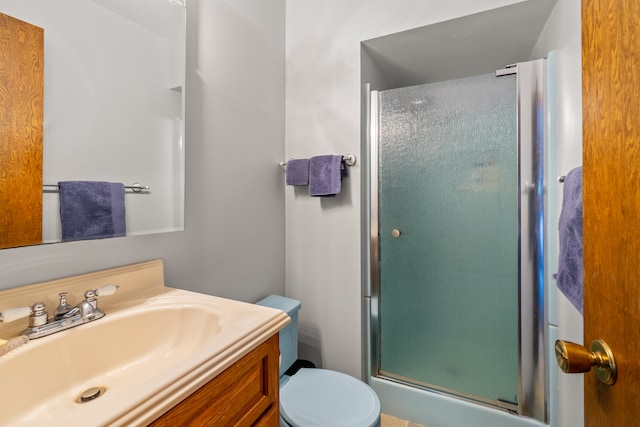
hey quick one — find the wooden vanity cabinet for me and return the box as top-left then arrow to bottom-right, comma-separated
150,334 -> 280,426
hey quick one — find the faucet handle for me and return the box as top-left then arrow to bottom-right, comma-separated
0,306 -> 32,323
83,284 -> 119,312
84,284 -> 119,302
96,284 -> 119,297
0,303 -> 47,327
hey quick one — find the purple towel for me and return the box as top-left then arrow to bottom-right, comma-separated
58,181 -> 126,242
309,155 -> 343,197
554,167 -> 583,313
285,158 -> 310,186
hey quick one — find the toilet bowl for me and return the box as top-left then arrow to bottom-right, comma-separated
257,295 -> 381,427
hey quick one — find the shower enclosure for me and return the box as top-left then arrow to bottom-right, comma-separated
364,59 -> 548,424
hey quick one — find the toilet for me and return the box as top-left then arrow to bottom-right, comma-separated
257,295 -> 381,427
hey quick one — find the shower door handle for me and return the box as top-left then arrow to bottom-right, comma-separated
554,339 -> 617,385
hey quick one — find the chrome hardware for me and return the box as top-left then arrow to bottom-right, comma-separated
84,289 -> 98,307
555,339 -> 617,385
391,229 -> 402,238
43,183 -> 150,193
0,284 -> 119,340
54,292 -> 73,319
29,302 -> 48,327
130,182 -> 150,193
76,386 -> 106,403
343,153 -> 357,166
279,153 -> 357,167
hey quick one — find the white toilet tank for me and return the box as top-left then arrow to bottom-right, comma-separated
256,295 -> 301,377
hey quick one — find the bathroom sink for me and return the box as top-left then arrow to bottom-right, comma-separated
0,288 -> 289,426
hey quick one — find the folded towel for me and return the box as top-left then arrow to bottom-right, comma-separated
309,155 -> 343,196
58,181 -> 126,242
554,167 -> 583,313
285,158 -> 310,186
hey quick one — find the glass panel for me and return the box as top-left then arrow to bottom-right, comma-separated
378,73 -> 518,405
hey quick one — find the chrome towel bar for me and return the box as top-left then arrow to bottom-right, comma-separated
43,182 -> 150,193
279,153 -> 357,167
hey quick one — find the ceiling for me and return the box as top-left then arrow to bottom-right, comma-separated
362,0 -> 558,89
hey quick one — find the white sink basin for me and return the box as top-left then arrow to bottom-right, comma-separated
0,288 -> 289,426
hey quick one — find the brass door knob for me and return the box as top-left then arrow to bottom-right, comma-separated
554,339 -> 617,385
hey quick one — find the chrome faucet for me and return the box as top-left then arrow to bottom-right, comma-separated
0,284 -> 119,340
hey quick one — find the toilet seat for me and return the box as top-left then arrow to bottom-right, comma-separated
280,368 -> 381,427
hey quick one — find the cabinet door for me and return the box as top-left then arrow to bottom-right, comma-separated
151,334 -> 280,426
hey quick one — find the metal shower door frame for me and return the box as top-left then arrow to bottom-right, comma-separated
362,58 -> 548,422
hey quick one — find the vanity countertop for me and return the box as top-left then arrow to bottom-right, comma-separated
0,260 -> 290,426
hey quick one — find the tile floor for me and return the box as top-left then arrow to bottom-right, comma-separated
380,413 -> 425,427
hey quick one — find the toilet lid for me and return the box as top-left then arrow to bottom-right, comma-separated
280,368 -> 381,427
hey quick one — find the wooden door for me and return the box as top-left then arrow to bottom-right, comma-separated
0,12 -> 44,249
582,0 -> 640,425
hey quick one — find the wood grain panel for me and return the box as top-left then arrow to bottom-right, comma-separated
150,334 -> 280,426
0,12 -> 43,249
582,0 -> 640,425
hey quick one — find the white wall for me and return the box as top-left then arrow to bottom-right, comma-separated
532,0 -> 584,425
285,0 -> 533,379
286,2 -> 584,424
0,0 -> 286,305
0,0 -> 585,423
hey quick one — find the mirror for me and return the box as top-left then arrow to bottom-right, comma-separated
0,0 -> 186,248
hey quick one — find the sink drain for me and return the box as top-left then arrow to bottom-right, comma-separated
76,386 -> 106,403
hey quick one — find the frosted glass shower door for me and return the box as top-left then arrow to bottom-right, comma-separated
377,73 -> 519,407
